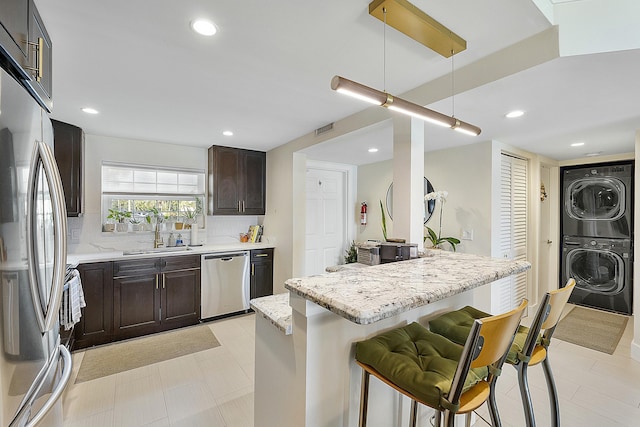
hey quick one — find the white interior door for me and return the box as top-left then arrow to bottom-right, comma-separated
493,153 -> 529,313
305,168 -> 346,276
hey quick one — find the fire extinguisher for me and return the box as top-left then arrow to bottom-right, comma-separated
360,202 -> 368,225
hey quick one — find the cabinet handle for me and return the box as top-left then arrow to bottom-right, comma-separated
156,275 -> 159,289
238,200 -> 241,212
24,38 -> 44,81
251,263 -> 254,276
163,274 -> 166,289
255,253 -> 268,257
242,200 -> 245,212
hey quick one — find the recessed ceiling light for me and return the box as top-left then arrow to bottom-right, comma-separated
571,142 -> 585,147
81,107 -> 99,114
368,148 -> 379,153
222,130 -> 233,136
505,110 -> 524,118
585,152 -> 603,157
191,19 -> 217,36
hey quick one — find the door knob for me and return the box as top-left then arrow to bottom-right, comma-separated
547,240 -> 553,244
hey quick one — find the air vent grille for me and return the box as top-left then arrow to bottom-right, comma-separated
315,123 -> 334,136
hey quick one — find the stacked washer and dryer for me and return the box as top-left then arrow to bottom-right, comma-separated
561,161 -> 633,315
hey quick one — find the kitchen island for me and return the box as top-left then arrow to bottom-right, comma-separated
252,249 -> 530,427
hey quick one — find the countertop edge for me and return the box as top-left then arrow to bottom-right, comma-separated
68,243 -> 276,265
250,293 -> 292,335
284,253 -> 531,325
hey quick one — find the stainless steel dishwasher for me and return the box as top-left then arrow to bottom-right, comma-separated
201,251 -> 250,319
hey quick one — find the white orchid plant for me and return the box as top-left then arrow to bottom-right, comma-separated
424,190 -> 460,251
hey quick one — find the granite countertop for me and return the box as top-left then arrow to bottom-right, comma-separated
285,249 -> 531,325
250,292 -> 293,335
67,242 -> 275,266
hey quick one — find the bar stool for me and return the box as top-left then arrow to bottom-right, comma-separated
428,279 -> 576,427
355,299 -> 527,427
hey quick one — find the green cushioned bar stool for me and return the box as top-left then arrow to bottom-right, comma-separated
428,279 -> 575,427
355,300 -> 527,427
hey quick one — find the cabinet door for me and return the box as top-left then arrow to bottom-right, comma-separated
242,150 -> 266,215
26,0 -> 52,110
250,248 -> 273,299
161,268 -> 201,329
73,262 -> 113,350
0,0 -> 29,66
209,145 -> 241,215
113,274 -> 161,339
52,120 -> 83,217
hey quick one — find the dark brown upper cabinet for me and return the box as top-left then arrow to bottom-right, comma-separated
25,0 -> 52,109
208,145 -> 266,215
52,119 -> 84,217
0,0 -> 52,111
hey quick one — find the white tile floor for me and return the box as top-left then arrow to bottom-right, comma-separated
62,310 -> 640,427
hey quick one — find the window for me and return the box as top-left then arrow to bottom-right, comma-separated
102,163 -> 205,231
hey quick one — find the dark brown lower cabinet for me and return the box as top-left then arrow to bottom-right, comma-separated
113,273 -> 161,340
250,248 -> 274,299
74,255 -> 200,350
73,262 -> 113,349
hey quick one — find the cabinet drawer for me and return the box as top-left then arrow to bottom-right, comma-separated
161,254 -> 201,271
113,258 -> 160,277
251,248 -> 273,261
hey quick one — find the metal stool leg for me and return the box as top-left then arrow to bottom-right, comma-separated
359,369 -> 370,427
517,363 -> 536,427
444,410 -> 456,427
542,357 -> 560,427
487,380 -> 502,427
434,411 -> 442,427
410,400 -> 418,427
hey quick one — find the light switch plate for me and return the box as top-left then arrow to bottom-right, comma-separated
461,228 -> 474,241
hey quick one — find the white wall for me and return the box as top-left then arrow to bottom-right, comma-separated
67,134 -> 258,254
356,142 -> 494,256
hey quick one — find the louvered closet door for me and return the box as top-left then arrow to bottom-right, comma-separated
493,153 -> 529,313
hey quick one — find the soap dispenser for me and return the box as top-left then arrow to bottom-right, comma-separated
167,232 -> 176,247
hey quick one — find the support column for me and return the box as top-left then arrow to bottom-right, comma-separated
392,115 -> 425,248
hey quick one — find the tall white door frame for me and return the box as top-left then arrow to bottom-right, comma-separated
304,160 -> 357,276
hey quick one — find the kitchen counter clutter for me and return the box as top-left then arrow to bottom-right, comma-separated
285,248 -> 531,325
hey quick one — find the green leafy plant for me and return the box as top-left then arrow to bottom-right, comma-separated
344,241 -> 357,264
129,218 -> 141,225
145,207 -> 160,224
424,191 -> 460,251
107,208 -> 131,223
379,200 -> 388,242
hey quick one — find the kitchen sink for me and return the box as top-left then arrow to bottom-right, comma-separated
123,246 -> 193,256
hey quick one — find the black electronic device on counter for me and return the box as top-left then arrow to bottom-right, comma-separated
379,243 -> 418,264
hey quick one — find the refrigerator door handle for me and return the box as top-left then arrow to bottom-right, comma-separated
19,345 -> 72,427
26,141 -> 68,333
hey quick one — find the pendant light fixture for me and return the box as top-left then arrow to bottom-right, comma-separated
331,0 -> 481,136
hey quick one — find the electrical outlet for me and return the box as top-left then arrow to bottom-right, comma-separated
71,228 -> 81,242
461,228 -> 474,241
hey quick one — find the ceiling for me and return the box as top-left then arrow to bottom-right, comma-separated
34,0 -> 640,165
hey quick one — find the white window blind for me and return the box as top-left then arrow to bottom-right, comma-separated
102,163 -> 204,195
493,153 -> 529,313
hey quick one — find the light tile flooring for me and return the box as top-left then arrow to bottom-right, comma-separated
63,310 -> 640,427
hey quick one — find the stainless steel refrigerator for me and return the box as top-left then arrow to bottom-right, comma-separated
0,64 -> 72,425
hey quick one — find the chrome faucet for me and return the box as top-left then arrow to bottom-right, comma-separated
154,224 -> 164,248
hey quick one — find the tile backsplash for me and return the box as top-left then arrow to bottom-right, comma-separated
67,213 -> 262,254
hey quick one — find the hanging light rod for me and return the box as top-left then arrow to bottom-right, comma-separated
369,0 -> 466,58
331,75 -> 481,136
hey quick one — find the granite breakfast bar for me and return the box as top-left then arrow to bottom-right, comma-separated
252,249 -> 531,427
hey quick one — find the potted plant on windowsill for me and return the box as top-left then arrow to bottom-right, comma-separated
107,208 -> 132,232
129,218 -> 142,232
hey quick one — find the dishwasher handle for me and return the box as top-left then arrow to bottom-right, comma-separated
203,252 -> 249,261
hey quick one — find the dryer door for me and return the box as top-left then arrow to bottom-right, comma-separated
566,248 -> 624,295
566,177 -> 625,221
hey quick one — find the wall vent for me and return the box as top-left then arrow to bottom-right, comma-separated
315,123 -> 334,136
